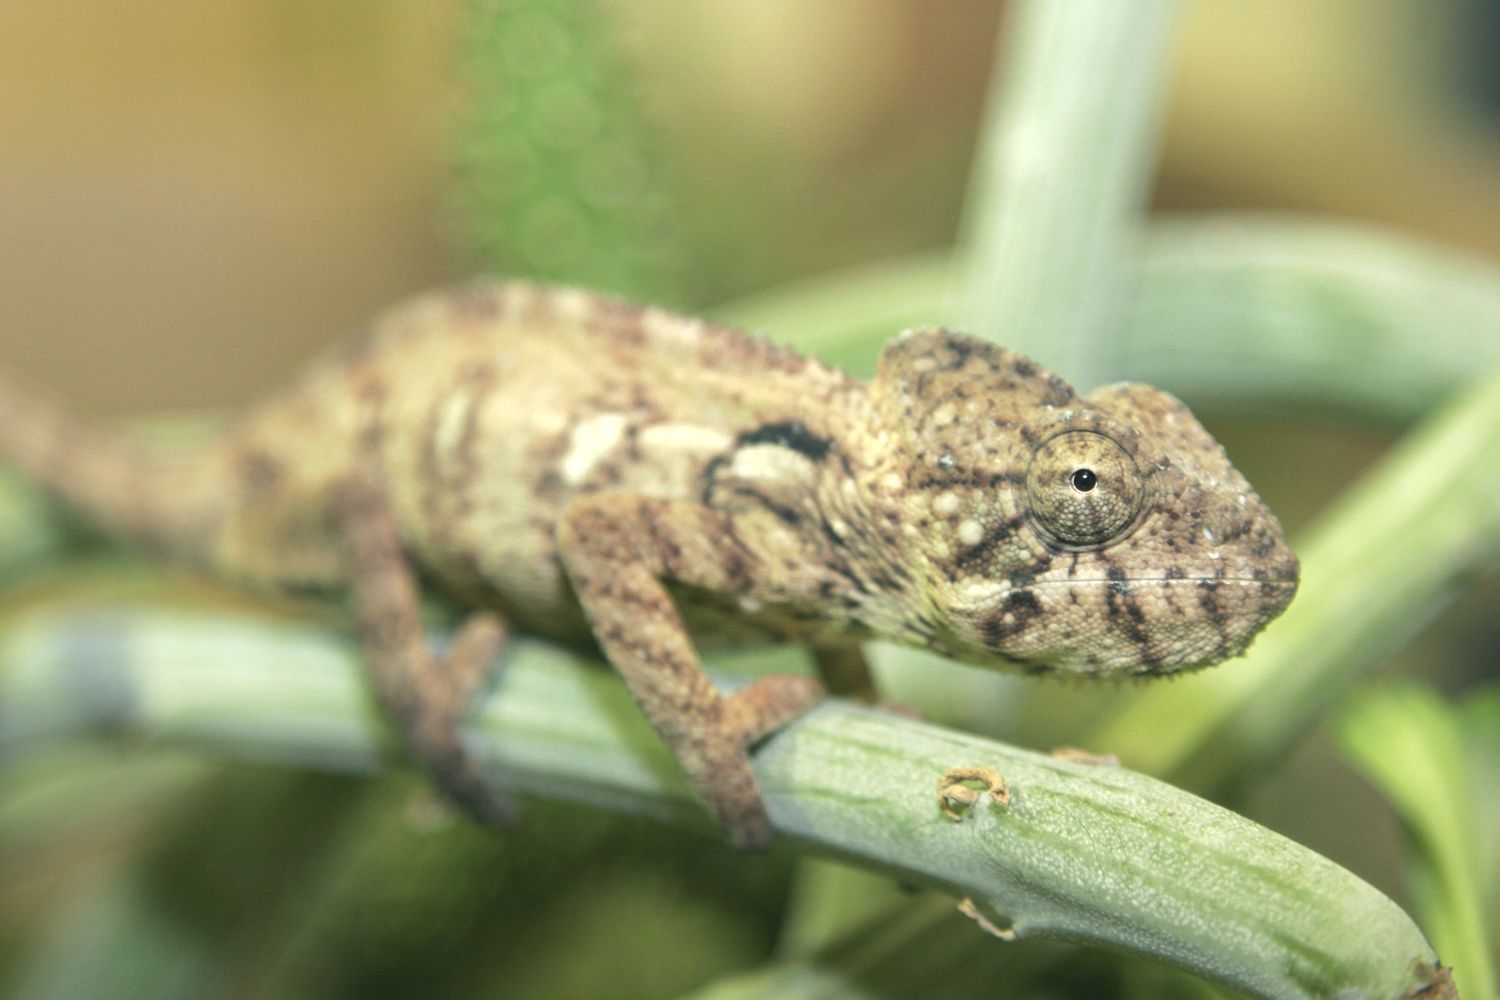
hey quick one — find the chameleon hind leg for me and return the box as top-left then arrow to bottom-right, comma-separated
336,477 -> 516,826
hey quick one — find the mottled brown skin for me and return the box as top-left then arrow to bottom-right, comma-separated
0,281 -> 1299,848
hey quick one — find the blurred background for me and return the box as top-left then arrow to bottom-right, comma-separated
1,1 -> 1498,998
4,1 -> 1499,412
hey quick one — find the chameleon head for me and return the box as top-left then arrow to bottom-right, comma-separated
869,328 -> 1299,677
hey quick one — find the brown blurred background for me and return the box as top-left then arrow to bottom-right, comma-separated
1,0 -> 1498,415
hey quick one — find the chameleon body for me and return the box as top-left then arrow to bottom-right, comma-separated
0,281 -> 1299,848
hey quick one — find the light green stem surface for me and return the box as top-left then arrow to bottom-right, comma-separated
1341,687 -> 1496,1000
722,216 -> 1500,425
1128,217 -> 1500,422
957,0 -> 1177,386
0,604 -> 1445,1000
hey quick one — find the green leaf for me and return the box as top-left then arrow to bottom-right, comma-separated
1340,684 -> 1497,1000
1460,689 -> 1500,933
10,873 -> 218,1000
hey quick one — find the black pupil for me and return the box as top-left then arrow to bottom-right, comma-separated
1071,468 -> 1097,492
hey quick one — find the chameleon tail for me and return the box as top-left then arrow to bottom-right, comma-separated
0,369 -> 226,566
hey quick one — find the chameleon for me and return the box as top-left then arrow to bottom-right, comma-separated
0,281 -> 1299,849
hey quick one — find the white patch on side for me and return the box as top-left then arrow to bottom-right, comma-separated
934,491 -> 961,516
729,443 -> 818,484
644,310 -> 705,345
638,423 -> 733,456
957,519 -> 985,547
954,578 -> 1008,607
552,287 -> 595,321
561,412 -> 629,485
433,392 -> 475,458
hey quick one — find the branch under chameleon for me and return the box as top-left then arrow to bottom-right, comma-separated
0,602 -> 1446,1000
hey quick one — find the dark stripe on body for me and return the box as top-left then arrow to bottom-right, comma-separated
736,421 -> 833,462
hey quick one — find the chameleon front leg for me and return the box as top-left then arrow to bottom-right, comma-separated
336,477 -> 515,826
556,494 -> 825,850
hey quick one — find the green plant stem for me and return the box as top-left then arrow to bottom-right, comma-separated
1127,216 -> 1500,423
1094,355 -> 1500,788
1341,686 -> 1496,1000
719,216 -> 1500,425
958,0 -> 1177,386
0,603 -> 1447,1000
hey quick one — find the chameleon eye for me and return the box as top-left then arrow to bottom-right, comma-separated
1027,431 -> 1143,547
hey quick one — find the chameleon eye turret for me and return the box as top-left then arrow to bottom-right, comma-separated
1025,429 -> 1145,548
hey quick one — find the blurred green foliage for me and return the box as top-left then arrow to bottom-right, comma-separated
1341,686 -> 1499,1000
456,0 -> 688,304
4,756 -> 796,1000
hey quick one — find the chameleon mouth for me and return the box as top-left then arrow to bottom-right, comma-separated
1030,575 -> 1300,609
1029,575 -> 1300,614
1028,576 -> 1297,584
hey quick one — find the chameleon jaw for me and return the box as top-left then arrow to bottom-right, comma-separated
940,574 -> 1298,679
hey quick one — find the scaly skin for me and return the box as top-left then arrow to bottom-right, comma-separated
0,280 -> 1299,848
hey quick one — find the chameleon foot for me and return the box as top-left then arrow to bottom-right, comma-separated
722,674 -> 824,746
694,674 -> 824,851
338,476 -> 517,828
402,610 -> 517,828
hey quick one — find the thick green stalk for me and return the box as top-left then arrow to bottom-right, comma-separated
1127,216 -> 1500,423
958,0 -> 1177,385
1341,686 -> 1496,1000
0,604 -> 1448,1000
720,217 -> 1500,424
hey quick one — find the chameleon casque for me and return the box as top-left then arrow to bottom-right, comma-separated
0,281 -> 1299,848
